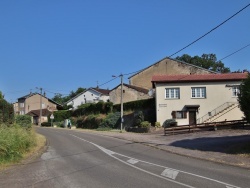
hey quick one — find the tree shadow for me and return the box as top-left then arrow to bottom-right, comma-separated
170,135 -> 250,154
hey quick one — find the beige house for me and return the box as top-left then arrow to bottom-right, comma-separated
109,84 -> 150,104
15,93 -> 62,124
152,73 -> 247,126
129,57 -> 216,89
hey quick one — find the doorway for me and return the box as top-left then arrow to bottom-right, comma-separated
189,111 -> 196,125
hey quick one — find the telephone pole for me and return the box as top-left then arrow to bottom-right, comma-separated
120,74 -> 123,132
36,87 -> 42,126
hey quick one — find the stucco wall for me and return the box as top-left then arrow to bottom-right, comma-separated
155,81 -> 243,126
109,85 -> 150,104
130,58 -> 214,89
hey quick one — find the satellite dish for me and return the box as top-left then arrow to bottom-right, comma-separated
148,89 -> 155,97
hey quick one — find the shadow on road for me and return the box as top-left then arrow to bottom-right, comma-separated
170,135 -> 250,154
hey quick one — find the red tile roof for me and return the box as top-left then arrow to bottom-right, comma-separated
152,73 -> 248,83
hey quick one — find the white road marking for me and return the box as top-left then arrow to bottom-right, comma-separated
161,168 -> 179,180
70,134 -> 241,188
127,159 -> 139,164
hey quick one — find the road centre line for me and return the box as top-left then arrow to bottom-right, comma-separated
70,134 -> 241,188
70,134 -> 194,188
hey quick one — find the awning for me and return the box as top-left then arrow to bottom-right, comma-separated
184,105 -> 200,111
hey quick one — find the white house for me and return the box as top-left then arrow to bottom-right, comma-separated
152,73 -> 247,126
66,88 -> 110,109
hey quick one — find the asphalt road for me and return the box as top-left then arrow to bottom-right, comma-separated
0,127 -> 249,188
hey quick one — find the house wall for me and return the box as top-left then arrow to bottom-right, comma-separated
109,85 -> 151,104
19,94 -> 57,114
130,58 -> 214,89
155,81 -> 244,126
67,90 -> 110,109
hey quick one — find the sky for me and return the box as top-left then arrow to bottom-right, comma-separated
1,0 -> 250,102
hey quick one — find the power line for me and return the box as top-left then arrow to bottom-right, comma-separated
98,77 -> 118,87
168,3 -> 250,57
218,43 -> 250,61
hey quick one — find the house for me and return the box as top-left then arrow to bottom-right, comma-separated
129,57 -> 216,89
15,92 -> 62,124
152,73 -> 247,126
109,83 -> 150,105
66,87 -> 110,109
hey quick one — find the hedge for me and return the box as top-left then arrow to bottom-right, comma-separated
73,102 -> 113,117
15,115 -> 32,130
0,98 -> 14,125
49,110 -> 72,122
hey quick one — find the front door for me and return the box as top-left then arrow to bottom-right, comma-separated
189,111 -> 196,125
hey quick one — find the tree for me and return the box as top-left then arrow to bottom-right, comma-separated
52,87 -> 86,105
176,53 -> 230,73
238,73 -> 250,123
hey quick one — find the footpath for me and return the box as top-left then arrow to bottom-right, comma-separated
76,128 -> 250,169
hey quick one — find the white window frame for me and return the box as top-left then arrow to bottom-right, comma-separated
20,103 -> 24,108
165,88 -> 180,99
232,86 -> 240,97
191,87 -> 206,98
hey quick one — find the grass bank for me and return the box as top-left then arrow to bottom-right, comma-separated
0,125 -> 37,165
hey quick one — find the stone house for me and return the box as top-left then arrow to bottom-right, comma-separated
109,84 -> 150,105
15,92 -> 62,124
129,57 -> 216,89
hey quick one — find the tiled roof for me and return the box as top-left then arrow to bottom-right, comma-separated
92,88 -> 110,95
27,109 -> 52,117
152,73 -> 248,83
123,84 -> 149,94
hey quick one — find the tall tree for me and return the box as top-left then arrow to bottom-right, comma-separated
238,73 -> 250,123
176,53 -> 230,73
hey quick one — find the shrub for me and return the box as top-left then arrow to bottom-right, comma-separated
0,125 -> 36,164
99,112 -> 121,129
76,114 -> 105,129
41,122 -> 52,127
139,121 -> 151,128
155,122 -> 161,127
15,115 -> 32,130
163,119 -> 177,128
0,98 -> 14,125
51,110 -> 72,122
73,102 -> 113,116
134,111 -> 144,127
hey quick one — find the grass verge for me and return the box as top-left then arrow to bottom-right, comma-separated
0,125 -> 46,171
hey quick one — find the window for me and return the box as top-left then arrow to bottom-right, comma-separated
165,88 -> 180,99
191,87 -> 206,98
232,86 -> 240,97
20,103 -> 24,108
172,111 -> 187,119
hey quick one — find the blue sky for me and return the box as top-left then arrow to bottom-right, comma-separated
1,1 -> 250,102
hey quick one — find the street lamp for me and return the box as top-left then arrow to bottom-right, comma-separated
112,74 -> 123,132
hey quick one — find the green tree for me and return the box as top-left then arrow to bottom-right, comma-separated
176,53 -> 230,73
238,73 -> 250,123
52,87 -> 86,105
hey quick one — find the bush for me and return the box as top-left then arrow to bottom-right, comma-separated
99,112 -> 121,129
163,119 -> 177,128
0,125 -> 36,164
155,122 -> 161,128
238,73 -> 250,123
0,98 -> 14,125
133,111 -> 144,127
139,121 -> 151,128
51,110 -> 72,122
41,122 -> 52,127
76,114 -> 105,129
73,102 -> 113,116
15,115 -> 32,130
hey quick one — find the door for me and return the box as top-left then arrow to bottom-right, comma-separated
189,111 -> 196,125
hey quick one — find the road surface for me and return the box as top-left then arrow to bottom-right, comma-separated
0,127 -> 249,188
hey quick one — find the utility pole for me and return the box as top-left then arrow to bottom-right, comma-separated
120,74 -> 123,133
36,87 -> 42,126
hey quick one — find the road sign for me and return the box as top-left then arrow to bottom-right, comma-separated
50,114 -> 54,119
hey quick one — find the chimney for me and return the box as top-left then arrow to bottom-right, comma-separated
44,92 -> 46,97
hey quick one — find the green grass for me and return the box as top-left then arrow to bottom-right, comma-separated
0,125 -> 36,164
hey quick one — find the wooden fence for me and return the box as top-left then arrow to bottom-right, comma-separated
164,120 -> 249,135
